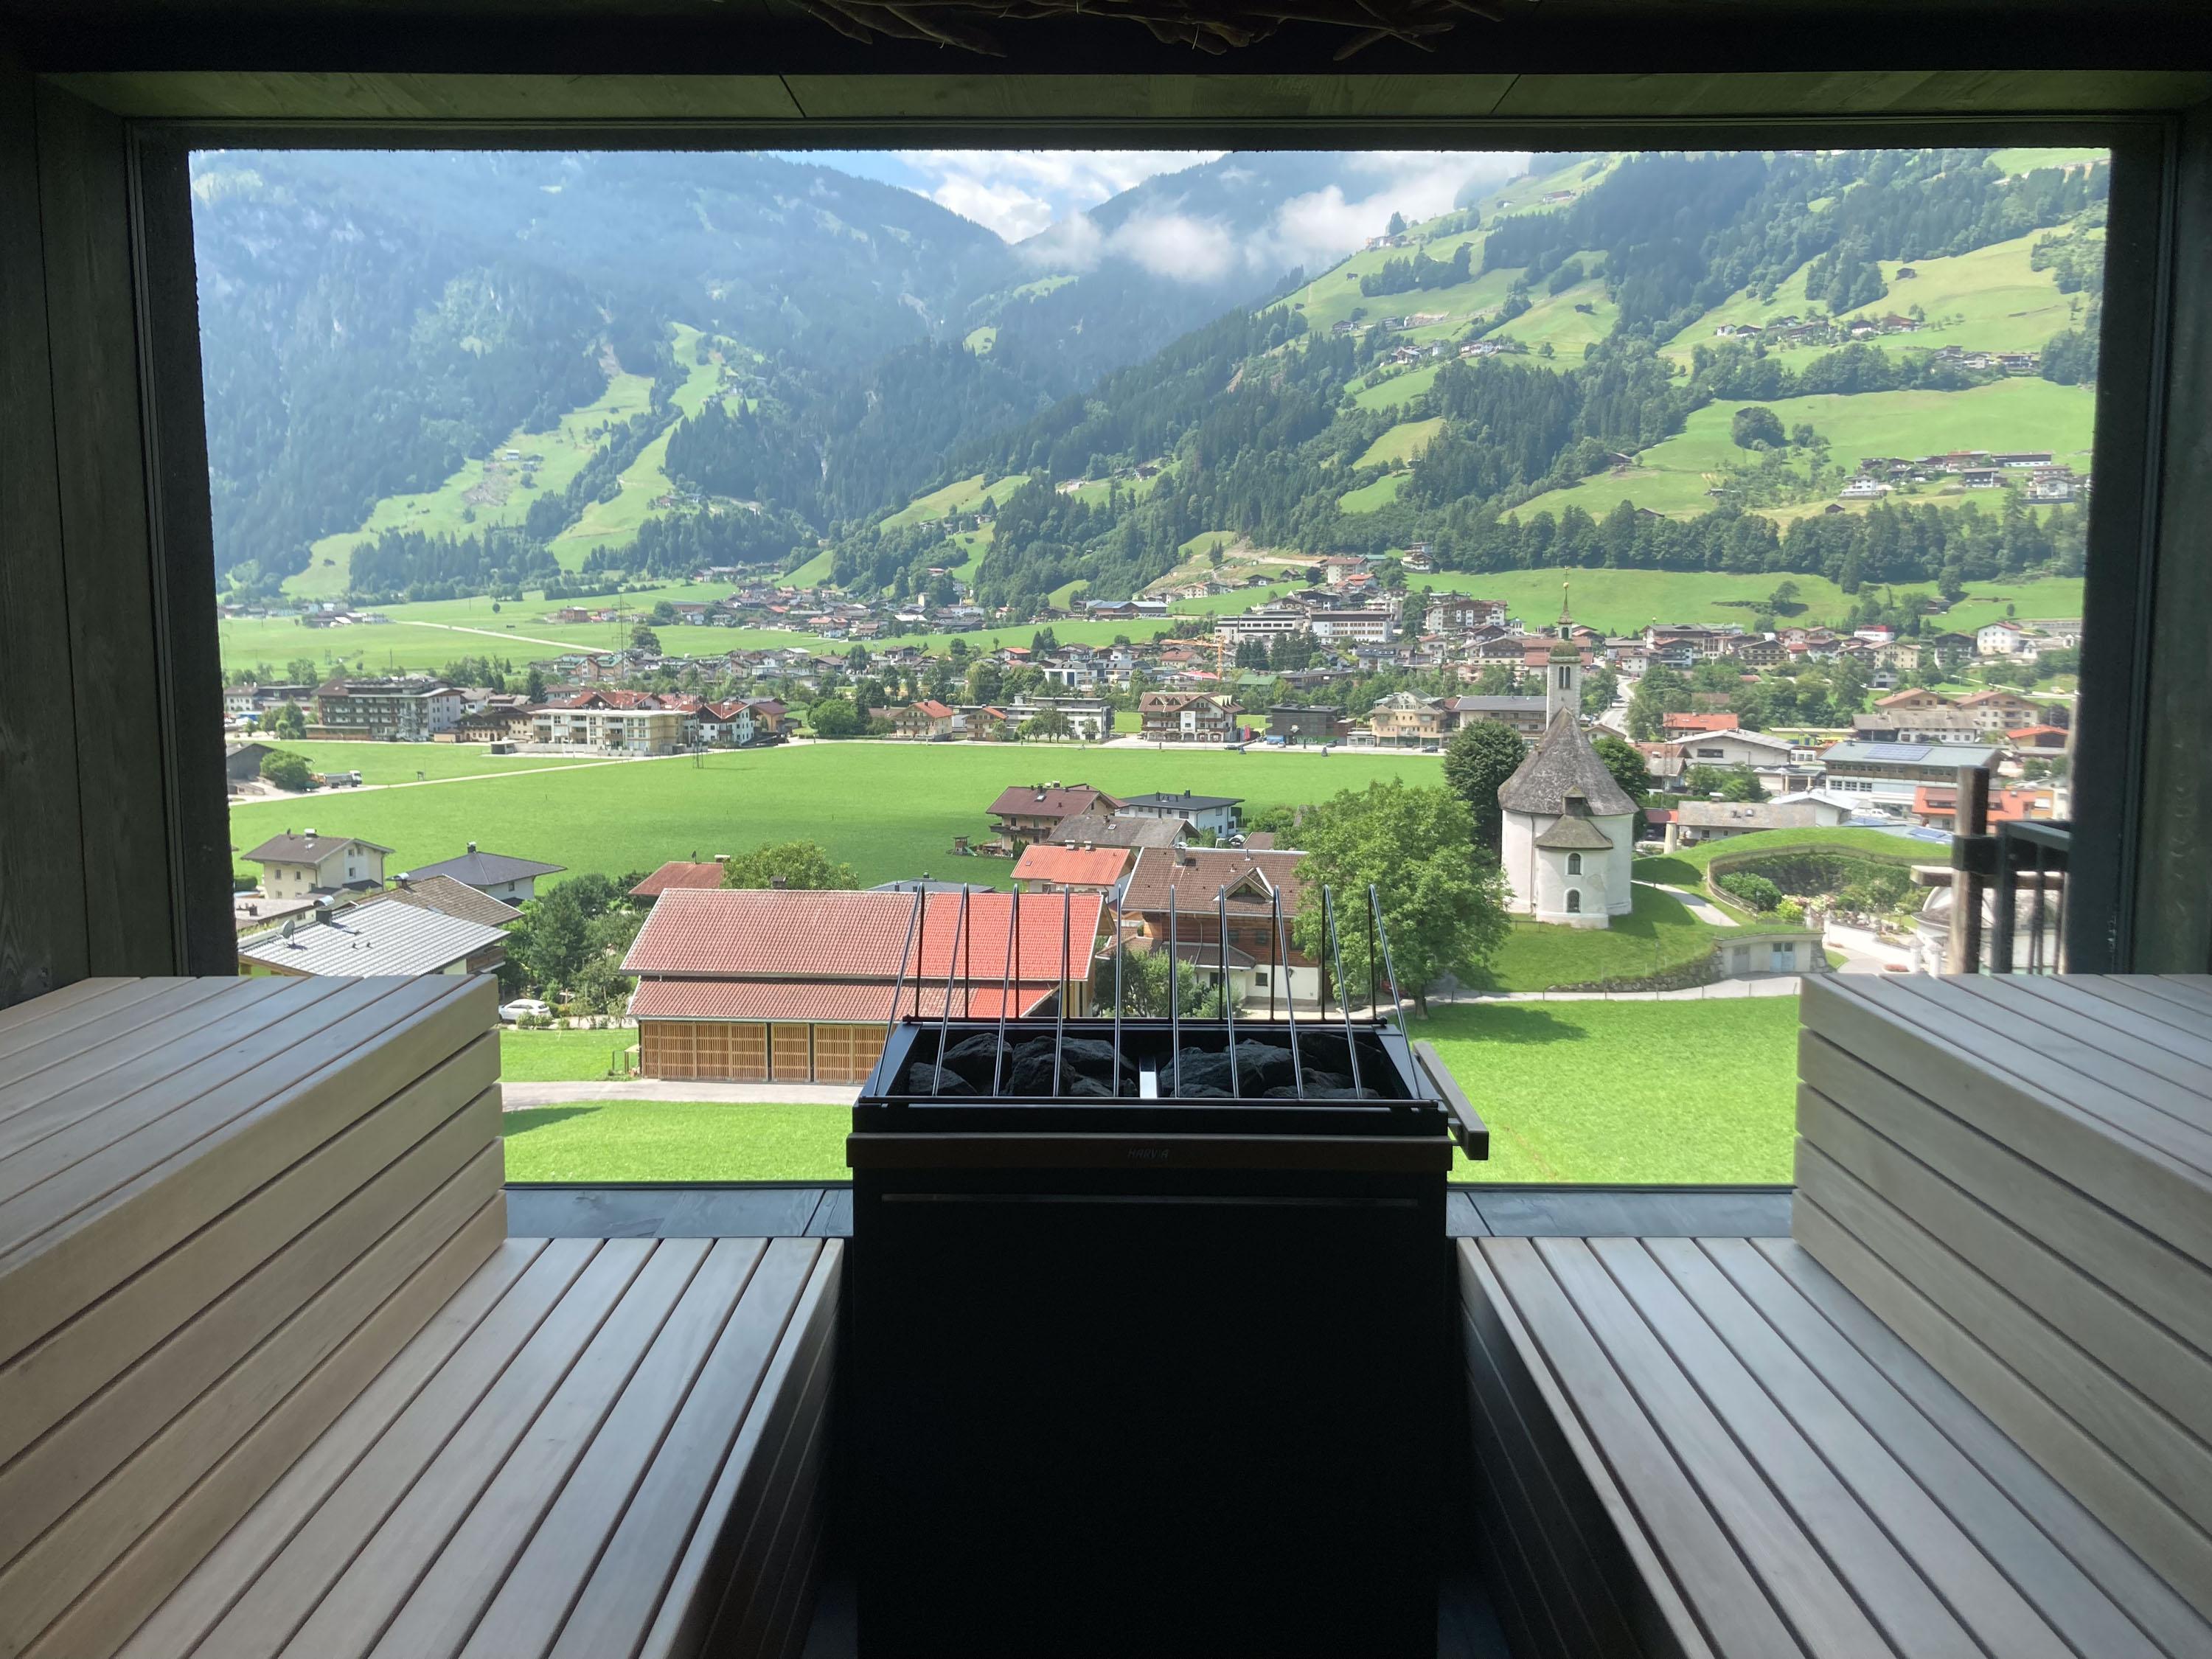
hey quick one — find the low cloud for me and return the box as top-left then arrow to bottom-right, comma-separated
900,149 -> 1224,240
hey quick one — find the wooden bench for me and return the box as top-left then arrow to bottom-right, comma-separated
1457,973 -> 2212,1659
0,976 -> 838,1659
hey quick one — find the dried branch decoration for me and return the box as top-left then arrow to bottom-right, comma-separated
793,0 -> 1506,60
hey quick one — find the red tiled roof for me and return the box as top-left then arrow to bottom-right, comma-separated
1661,712 -> 1740,732
912,700 -> 956,718
2006,724 -> 2068,741
1911,785 -> 2052,822
628,980 -> 1058,1023
622,888 -> 1106,981
630,860 -> 728,898
1009,844 -> 1133,888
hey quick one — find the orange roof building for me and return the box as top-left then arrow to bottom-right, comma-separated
622,888 -> 1105,1084
1010,843 -> 1133,894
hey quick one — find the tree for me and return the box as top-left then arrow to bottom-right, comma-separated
1441,720 -> 1527,857
966,660 -> 1005,705
1683,764 -> 1764,801
512,888 -> 590,997
1288,782 -> 1509,1014
1717,872 -> 1782,912
1626,664 -> 1687,741
1386,210 -> 1408,237
259,749 -> 315,792
265,700 -> 307,740
1581,666 -> 1618,717
1107,947 -> 1226,1020
1591,735 -> 1655,840
525,665 -> 548,703
807,696 -> 864,738
1731,406 -> 1785,450
718,840 -> 859,891
285,657 -> 321,685
1020,706 -> 1074,742
630,624 -> 661,653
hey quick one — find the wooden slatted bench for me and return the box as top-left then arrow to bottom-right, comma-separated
1457,973 -> 2212,1659
0,977 -> 839,1659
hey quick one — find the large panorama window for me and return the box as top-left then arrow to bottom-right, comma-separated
204,143 -> 2107,1186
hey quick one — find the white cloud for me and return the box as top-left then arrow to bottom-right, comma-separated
895,149 -> 1224,240
1258,152 -> 1529,273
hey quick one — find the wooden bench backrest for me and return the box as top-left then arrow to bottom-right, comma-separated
1797,973 -> 2212,1623
0,975 -> 504,1659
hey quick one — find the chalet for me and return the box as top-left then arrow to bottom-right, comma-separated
1955,687 -> 2056,732
1049,812 -> 1187,850
1368,692 -> 1449,747
895,700 -> 957,740
987,782 -> 1121,846
345,871 -> 522,931
1120,845 -> 1318,1006
1909,783 -> 2057,827
1660,712 -> 1740,740
1138,692 -> 1237,743
623,888 -> 1102,1082
532,689 -> 687,754
1425,595 -> 1509,634
310,675 -> 462,742
1663,792 -> 1857,851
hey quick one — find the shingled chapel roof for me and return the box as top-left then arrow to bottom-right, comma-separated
1498,711 -> 1638,818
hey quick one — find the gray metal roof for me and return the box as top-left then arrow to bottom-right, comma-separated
1121,792 -> 1242,811
401,847 -> 566,887
237,903 -> 507,977
1821,740 -> 2002,768
1498,712 -> 1638,818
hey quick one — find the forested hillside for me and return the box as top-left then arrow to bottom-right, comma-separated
215,146 -> 2107,615
805,147 -> 2106,616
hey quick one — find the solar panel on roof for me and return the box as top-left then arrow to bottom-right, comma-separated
1861,742 -> 1933,761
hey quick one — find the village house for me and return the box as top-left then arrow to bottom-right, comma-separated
1659,712 -> 1740,741
1955,688 -> 2058,733
1119,790 -> 1243,839
1007,695 -> 1114,742
1307,608 -> 1397,645
1367,692 -> 1450,747
238,902 -> 510,979
622,888 -> 1102,1084
1215,606 -> 1312,648
241,830 -> 393,900
1119,845 -> 1319,1006
1424,595 -> 1509,634
400,843 -> 565,904
987,782 -> 1121,847
1010,843 -> 1134,896
1138,692 -> 1237,743
1909,783 -> 2057,829
1050,812 -> 1187,851
895,700 -> 958,740
1662,792 -> 1857,852
629,860 -> 731,905
345,871 -> 523,933
1447,694 -> 1549,738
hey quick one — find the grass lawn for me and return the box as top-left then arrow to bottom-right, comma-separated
503,1102 -> 847,1181
1483,883 -> 1717,992
1357,417 -> 1447,470
1670,825 -> 1942,869
1514,376 -> 2096,526
1493,273 -> 1618,356
242,740 -> 605,786
500,998 -> 1799,1186
500,1028 -> 639,1081
1338,470 -> 1410,513
881,472 -> 1021,531
1352,361 -> 1446,412
226,740 -> 1449,891
1416,998 -> 1801,1183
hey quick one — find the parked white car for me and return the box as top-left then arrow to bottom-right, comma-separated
498,998 -> 552,1023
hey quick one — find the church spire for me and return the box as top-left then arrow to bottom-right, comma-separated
1558,579 -> 1573,639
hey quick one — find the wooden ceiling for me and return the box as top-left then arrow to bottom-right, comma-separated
8,0 -> 2208,128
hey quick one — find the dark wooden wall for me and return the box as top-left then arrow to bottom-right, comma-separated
0,53 -> 231,1009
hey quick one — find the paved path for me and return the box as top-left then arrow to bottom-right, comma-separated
503,1079 -> 860,1109
1638,880 -> 1739,926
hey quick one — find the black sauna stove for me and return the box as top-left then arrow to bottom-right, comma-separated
846,887 -> 1487,1658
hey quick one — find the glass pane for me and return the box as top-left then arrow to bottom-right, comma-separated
195,144 -> 2107,1186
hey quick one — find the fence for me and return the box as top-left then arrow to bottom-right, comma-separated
1947,766 -> 2070,973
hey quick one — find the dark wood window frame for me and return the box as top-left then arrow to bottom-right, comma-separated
7,74 -> 2210,998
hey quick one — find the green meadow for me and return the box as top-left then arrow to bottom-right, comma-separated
239,740 -> 605,786
879,472 -> 1023,531
1357,417 -> 1446,470
499,995 -> 1801,1186
226,740 -> 1449,892
1421,997 -> 1800,1183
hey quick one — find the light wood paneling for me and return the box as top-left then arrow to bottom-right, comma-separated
771,1023 -> 811,1082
